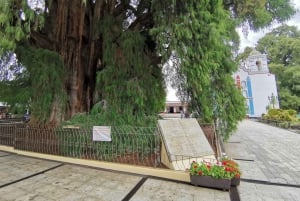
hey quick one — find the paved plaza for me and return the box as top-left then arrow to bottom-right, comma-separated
224,119 -> 300,201
1,119 -> 300,200
0,152 -> 230,201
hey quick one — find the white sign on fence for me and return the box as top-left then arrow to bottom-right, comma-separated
92,126 -> 111,141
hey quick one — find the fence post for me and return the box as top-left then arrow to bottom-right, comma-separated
13,124 -> 17,148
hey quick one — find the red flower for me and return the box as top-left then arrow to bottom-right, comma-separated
198,171 -> 202,175
225,167 -> 232,172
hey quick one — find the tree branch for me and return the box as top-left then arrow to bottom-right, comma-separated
128,12 -> 153,31
30,32 -> 54,50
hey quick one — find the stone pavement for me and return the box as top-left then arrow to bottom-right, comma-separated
3,119 -> 299,200
224,119 -> 300,201
0,151 -> 230,201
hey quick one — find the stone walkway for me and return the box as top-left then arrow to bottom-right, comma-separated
2,119 -> 300,200
0,152 -> 230,201
224,119 -> 300,201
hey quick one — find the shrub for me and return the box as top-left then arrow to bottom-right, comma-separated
262,109 -> 298,122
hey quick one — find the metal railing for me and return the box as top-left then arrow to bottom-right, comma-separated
0,123 -> 162,167
0,123 -> 25,146
0,122 -> 220,169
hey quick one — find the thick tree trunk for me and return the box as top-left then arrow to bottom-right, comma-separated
28,0 -> 161,124
55,1 -> 90,119
31,0 -> 104,123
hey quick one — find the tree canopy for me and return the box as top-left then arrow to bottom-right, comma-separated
0,0 -> 296,139
223,0 -> 295,31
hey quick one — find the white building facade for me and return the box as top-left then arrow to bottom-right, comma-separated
233,50 -> 279,118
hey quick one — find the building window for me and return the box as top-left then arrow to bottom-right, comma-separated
256,60 -> 262,71
179,106 -> 183,112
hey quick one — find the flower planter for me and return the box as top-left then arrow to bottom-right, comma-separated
190,175 -> 231,190
231,177 -> 240,186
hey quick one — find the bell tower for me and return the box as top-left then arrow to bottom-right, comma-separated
243,50 -> 268,74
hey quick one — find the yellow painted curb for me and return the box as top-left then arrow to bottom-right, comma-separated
0,145 -> 190,182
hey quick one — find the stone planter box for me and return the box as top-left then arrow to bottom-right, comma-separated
190,175 -> 231,190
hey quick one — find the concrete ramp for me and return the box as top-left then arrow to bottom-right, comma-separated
158,119 -> 215,170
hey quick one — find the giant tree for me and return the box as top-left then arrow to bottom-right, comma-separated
0,0 -> 296,138
1,0 -> 166,124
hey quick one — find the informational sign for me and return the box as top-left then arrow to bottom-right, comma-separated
158,119 -> 214,161
92,126 -> 111,141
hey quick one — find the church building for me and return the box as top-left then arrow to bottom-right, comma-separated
233,50 -> 279,118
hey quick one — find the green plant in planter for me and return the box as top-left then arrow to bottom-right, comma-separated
189,161 -> 232,179
188,159 -> 242,189
220,157 -> 241,179
189,158 -> 241,178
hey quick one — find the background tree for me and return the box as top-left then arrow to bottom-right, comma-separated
223,0 -> 295,31
0,0 -> 296,139
153,0 -> 247,140
153,0 -> 295,139
0,52 -> 28,114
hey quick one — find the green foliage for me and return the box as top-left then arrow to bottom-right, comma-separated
63,100 -> 159,128
0,52 -> 30,114
236,47 -> 255,62
12,44 -> 65,123
189,160 -> 240,179
278,88 -> 300,110
0,0 -> 295,130
152,0 -> 246,140
281,66 -> 300,96
258,38 -> 300,66
55,126 -> 159,163
0,0 -> 45,54
262,108 -> 298,122
224,0 -> 295,31
96,14 -> 166,124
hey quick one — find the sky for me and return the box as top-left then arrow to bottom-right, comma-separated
167,0 -> 300,101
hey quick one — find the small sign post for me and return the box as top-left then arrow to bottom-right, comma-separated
93,126 -> 111,141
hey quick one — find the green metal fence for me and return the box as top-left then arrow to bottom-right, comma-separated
0,123 -> 25,146
0,123 -> 162,167
0,121 -> 219,168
